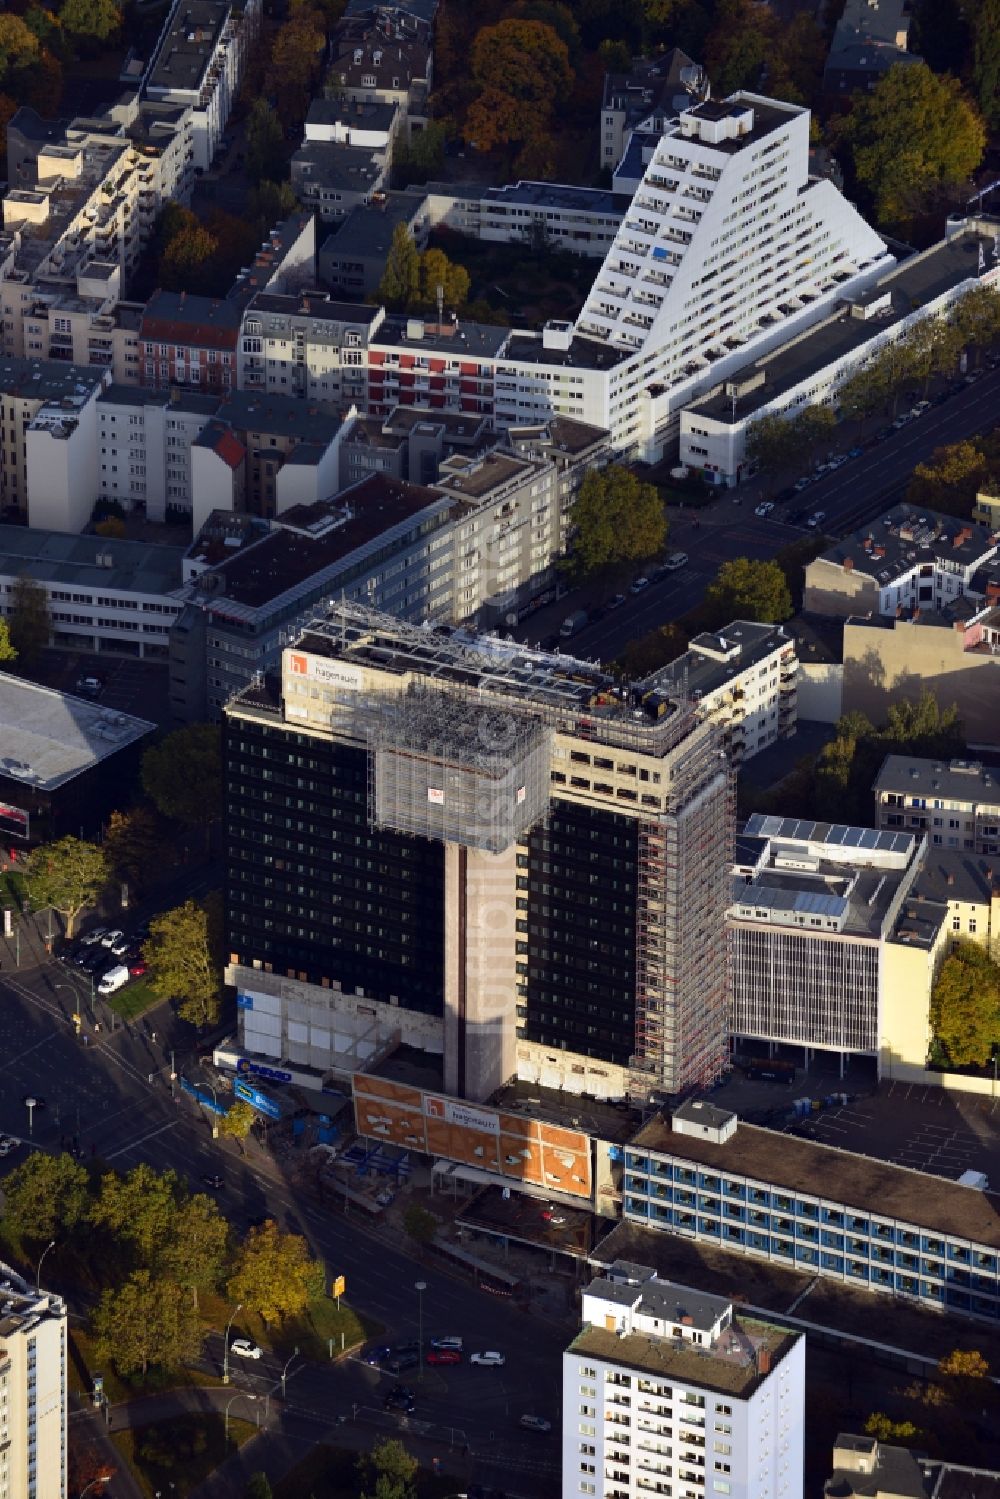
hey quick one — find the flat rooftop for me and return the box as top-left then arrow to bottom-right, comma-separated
690,231 -> 992,424
874,753 -> 1000,805
629,1112 -> 1000,1250
0,358 -> 105,404
247,292 -> 379,327
490,1078 -> 637,1144
569,1312 -> 796,1396
482,180 -> 621,216
649,619 -> 789,703
677,96 -> 800,155
292,141 -> 384,193
374,317 -> 510,359
0,525 -> 185,595
434,450 -> 539,501
503,330 -> 628,372
147,0 -> 229,96
214,391 -> 343,444
196,476 -> 446,613
0,674 -> 155,791
320,194 -> 426,261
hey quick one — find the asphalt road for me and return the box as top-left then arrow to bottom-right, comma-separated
0,956 -> 563,1496
513,364 -> 1000,665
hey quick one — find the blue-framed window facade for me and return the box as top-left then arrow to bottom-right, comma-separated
623,1146 -> 1000,1322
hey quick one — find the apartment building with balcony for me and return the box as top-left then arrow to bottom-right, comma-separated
645,623 -> 797,765
367,316 -> 509,421
804,505 -> 1000,620
622,1100 -> 1000,1323
97,383 -> 221,521
237,292 -> 381,406
874,756 -> 1000,857
0,1272 -> 68,1499
140,290 -> 242,395
563,1259 -> 804,1499
144,0 -> 263,170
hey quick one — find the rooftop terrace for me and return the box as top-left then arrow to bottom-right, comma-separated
569,1311 -> 796,1396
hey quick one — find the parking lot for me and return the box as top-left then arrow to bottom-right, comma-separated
803,1082 -> 1000,1183
42,649 -> 171,727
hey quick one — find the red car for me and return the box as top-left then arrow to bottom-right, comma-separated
129,959 -> 147,976
426,1349 -> 461,1366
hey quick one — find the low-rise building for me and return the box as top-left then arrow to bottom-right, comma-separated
0,670 -> 156,842
0,523 -> 184,662
326,8 -> 433,119
874,755 -> 1000,856
318,191 -> 428,298
139,290 -> 243,396
291,140 -> 389,224
824,0 -> 920,97
803,505 -> 1000,621
0,1272 -> 68,1498
563,1260 -> 805,1499
144,0 -> 262,170
645,622 -> 797,764
208,390 -> 351,522
826,1431 -> 1000,1499
422,180 -> 626,259
338,404 -> 493,487
842,601 -> 1000,750
728,814 -> 925,1068
622,1101 -> 1000,1322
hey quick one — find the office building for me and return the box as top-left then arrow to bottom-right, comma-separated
0,672 -> 155,843
144,0 -> 262,170
0,523 -> 184,660
728,815 -> 925,1067
647,623 -> 797,764
0,1269 -> 68,1499
563,1260 -> 804,1499
622,1100 -> 1000,1322
422,179 -> 627,259
874,756 -> 1000,856
224,603 -> 733,1105
803,505 -> 1000,621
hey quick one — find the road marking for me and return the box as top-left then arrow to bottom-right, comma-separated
0,1034 -> 54,1073
105,1119 -> 179,1160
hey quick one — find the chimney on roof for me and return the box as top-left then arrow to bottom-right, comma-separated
947,872 -> 955,886
843,557 -> 854,572
912,607 -> 921,622
895,604 -> 903,618
757,1348 -> 772,1375
681,1315 -> 694,1325
985,865 -> 993,881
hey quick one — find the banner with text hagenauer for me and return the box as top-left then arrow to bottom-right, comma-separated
352,1074 -> 592,1199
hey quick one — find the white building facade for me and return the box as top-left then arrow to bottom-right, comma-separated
0,1273 -> 68,1499
564,1262 -> 805,1499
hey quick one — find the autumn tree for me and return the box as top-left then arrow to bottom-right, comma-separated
2,1151 -> 90,1244
219,1099 -> 256,1151
906,441 -> 989,516
568,465 -> 667,578
938,1347 -> 990,1392
104,806 -> 159,891
704,558 -> 793,626
766,13 -> 826,106
141,723 -> 222,833
143,897 -> 222,1029
90,1163 -> 185,1267
93,1270 -> 201,1378
0,15 -> 40,84
971,0 -> 1000,129
25,835 -> 107,938
864,1413 -> 924,1443
377,223 -> 421,310
358,1439 -> 418,1499
269,7 -> 325,120
7,575 -> 50,667
832,63 -> 985,229
466,19 -> 572,165
616,621 -> 689,679
0,619 -> 16,663
159,209 -> 218,293
246,99 -> 284,185
930,941 -> 1000,1068
402,1203 -> 438,1245
227,1219 -> 324,1324
418,246 -> 470,312
950,284 -> 1000,367
157,1193 -> 230,1310
58,0 -> 120,44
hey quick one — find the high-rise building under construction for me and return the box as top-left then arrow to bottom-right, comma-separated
223,603 -> 734,1103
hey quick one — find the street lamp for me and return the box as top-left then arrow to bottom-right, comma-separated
280,1346 -> 299,1398
24,1097 -> 37,1137
79,1479 -> 110,1497
222,1302 -> 243,1384
225,1390 -> 255,1441
36,1239 -> 56,1293
415,1280 -> 427,1382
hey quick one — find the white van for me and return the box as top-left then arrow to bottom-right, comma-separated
98,964 -> 130,995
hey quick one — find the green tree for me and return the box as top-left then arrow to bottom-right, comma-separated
864,1413 -> 923,1442
704,0 -> 774,93
7,575 -> 50,667
616,621 -> 689,678
746,414 -> 799,475
158,1193 -> 230,1310
950,284 -> 1000,367
143,898 -> 222,1029
393,121 -> 446,188
402,1203 -> 438,1245
219,1099 -> 256,1151
358,1439 -> 418,1499
250,179 -> 298,229
227,1220 -> 324,1325
703,558 -> 792,626
141,723 -> 222,832
246,99 -> 285,186
930,941 -> 1000,1068
883,688 -> 963,756
833,63 -> 985,229
90,1163 -> 185,1267
568,465 -> 667,578
25,836 -> 107,938
418,246 -> 470,311
2,1151 -> 90,1243
837,364 -> 885,423
92,1270 -> 202,1378
104,806 -> 159,891
58,0 -> 120,42
0,618 -> 16,663
971,0 -> 1000,129
377,223 -> 421,310
906,441 -> 989,516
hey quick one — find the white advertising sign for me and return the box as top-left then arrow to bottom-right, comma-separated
424,1094 -> 500,1135
287,651 -> 363,691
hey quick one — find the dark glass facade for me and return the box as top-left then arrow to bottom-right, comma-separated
225,712 -> 445,1013
522,800 -> 639,1066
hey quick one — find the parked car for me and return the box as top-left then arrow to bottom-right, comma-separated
387,1352 -> 420,1374
470,1351 -> 506,1368
74,675 -> 103,697
754,501 -> 774,517
78,927 -> 108,947
363,1344 -> 391,1367
384,1384 -> 415,1413
429,1336 -> 464,1351
806,511 -> 826,529
629,576 -> 649,594
519,1414 -> 553,1433
828,454 -> 848,469
607,593 -> 626,610
100,929 -> 124,948
231,1339 -> 263,1360
201,1174 -> 224,1190
540,1205 -> 567,1225
427,1348 -> 461,1365
792,476 -> 812,493
662,552 -> 688,570
97,964 -> 130,996
129,959 -> 147,977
